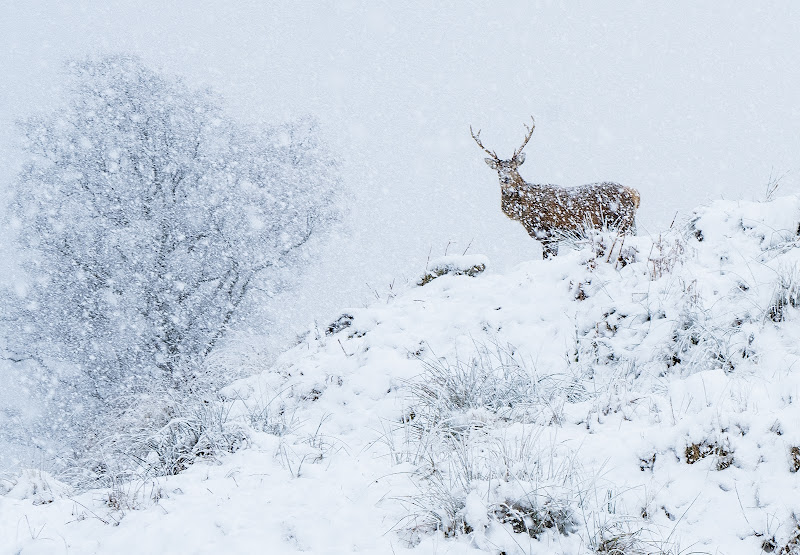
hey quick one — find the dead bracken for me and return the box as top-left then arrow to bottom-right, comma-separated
685,441 -> 734,470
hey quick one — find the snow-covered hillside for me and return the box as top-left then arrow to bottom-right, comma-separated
5,197 -> 800,554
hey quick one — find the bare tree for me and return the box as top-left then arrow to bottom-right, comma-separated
4,55 -> 339,422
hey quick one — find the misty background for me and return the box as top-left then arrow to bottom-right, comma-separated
2,1 -> 799,470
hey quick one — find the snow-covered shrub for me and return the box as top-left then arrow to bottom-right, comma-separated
0,469 -> 71,505
397,426 -> 584,547
593,525 -> 683,555
61,393 -> 247,489
659,270 -> 759,376
552,215 -> 643,271
418,255 -> 487,286
684,439 -> 734,470
142,400 -> 248,476
767,265 -> 800,322
324,313 -> 355,336
491,496 -> 577,538
410,342 -> 540,428
397,344 -> 593,547
3,55 -> 340,466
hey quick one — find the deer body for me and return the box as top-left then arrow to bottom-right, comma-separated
500,178 -> 640,256
473,118 -> 640,258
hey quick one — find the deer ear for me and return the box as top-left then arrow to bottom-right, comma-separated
484,158 -> 498,169
515,152 -> 526,165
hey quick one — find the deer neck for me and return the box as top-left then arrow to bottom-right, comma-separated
500,170 -> 531,192
500,172 -> 531,221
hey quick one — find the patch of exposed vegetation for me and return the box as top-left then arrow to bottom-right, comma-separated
492,499 -> 577,538
418,261 -> 486,286
790,446 -> 800,473
685,441 -> 733,470
325,313 -> 354,336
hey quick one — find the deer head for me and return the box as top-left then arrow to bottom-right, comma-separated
470,116 -> 535,186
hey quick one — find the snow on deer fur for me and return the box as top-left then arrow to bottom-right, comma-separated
472,117 -> 640,257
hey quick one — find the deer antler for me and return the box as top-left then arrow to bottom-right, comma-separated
512,116 -> 536,160
470,125 -> 499,160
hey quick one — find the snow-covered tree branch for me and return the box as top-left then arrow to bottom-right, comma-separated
5,55 -> 340,412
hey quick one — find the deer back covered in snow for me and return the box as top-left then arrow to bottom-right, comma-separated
471,118 -> 640,257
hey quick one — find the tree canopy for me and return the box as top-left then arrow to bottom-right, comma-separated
6,55 -> 339,410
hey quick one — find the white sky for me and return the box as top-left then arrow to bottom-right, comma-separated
2,1 -> 800,338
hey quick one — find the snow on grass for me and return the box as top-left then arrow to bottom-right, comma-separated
5,196 -> 800,553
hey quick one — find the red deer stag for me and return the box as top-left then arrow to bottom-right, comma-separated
471,117 -> 640,258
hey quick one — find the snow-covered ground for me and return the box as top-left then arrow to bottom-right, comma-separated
5,196 -> 800,554
4,1 -> 800,480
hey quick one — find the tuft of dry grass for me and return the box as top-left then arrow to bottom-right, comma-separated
648,230 -> 686,281
767,267 -> 800,323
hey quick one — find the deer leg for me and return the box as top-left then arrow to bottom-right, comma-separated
541,239 -> 559,259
